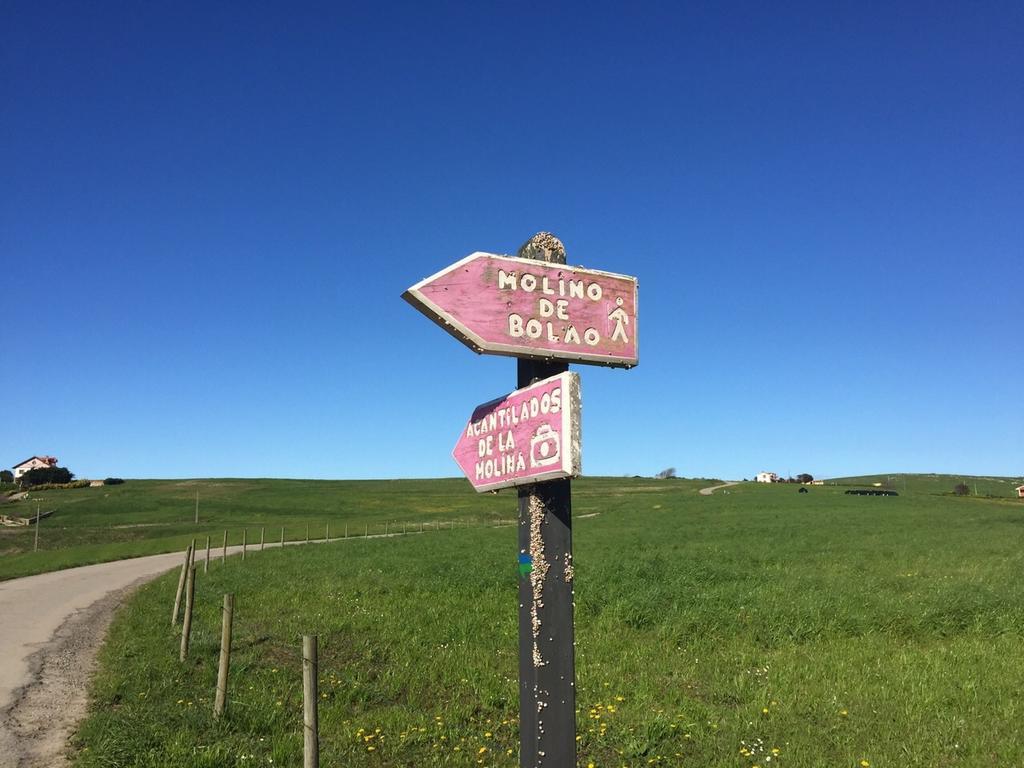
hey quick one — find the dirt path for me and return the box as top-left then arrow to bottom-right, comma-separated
0,539 -> 302,767
0,532 -> 429,767
698,481 -> 741,496
0,549 -> 198,768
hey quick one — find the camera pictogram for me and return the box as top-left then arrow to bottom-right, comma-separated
529,424 -> 561,468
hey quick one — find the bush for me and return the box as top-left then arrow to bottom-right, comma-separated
24,480 -> 90,491
103,477 -> 126,485
954,483 -> 970,496
19,466 -> 74,487
0,470 -> 13,484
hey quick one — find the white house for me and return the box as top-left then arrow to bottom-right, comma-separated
12,456 -> 58,479
755,471 -> 779,483
1017,484 -> 1024,499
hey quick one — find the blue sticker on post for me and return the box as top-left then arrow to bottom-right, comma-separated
518,553 -> 532,578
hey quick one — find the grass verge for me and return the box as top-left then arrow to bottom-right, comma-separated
73,480 -> 1024,766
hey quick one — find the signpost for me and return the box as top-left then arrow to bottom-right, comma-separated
453,372 -> 581,493
402,251 -> 638,367
404,232 -> 637,768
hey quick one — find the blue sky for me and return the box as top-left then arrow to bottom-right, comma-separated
2,2 -> 1021,481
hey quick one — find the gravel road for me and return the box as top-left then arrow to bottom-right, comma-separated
0,550 -> 189,768
698,481 -> 740,496
0,534 -> 401,767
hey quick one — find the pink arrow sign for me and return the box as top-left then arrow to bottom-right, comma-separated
403,252 -> 638,367
453,372 -> 581,492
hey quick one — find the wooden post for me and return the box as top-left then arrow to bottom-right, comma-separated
179,565 -> 196,661
345,523 -> 348,538
195,489 -> 199,525
306,524 -> 309,543
420,521 -> 424,533
214,593 -> 234,718
281,526 -> 285,547
403,522 -> 407,535
325,523 -> 330,542
303,635 -> 319,768
385,521 -> 389,536
33,502 -> 40,552
242,529 -> 247,560
260,526 -> 266,551
172,543 -> 193,626
364,524 -> 368,538
204,535 -> 211,573
222,530 -> 228,564
515,234 -> 577,768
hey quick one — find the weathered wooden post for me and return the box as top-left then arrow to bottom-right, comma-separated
222,529 -> 228,564
204,535 -> 211,573
306,524 -> 310,543
345,523 -> 349,538
241,528 -> 247,561
260,526 -> 266,551
302,635 -> 319,768
179,565 -> 196,661
172,543 -> 193,626
214,593 -> 234,718
281,526 -> 285,547
403,232 -> 637,767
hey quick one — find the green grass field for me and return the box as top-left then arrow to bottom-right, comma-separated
0,477 -> 540,581
68,475 -> 1024,767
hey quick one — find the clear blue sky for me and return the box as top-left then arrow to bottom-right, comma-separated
3,2 -> 1021,481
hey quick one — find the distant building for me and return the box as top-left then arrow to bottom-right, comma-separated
12,456 -> 58,480
755,472 -> 779,483
1017,485 -> 1024,499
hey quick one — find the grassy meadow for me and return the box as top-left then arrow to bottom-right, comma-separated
69,476 -> 1024,767
0,477 -> 536,581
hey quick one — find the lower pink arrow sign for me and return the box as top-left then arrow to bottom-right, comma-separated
453,372 -> 581,492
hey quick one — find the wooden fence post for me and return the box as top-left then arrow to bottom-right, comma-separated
214,593 -> 234,718
172,543 -> 193,626
261,526 -> 266,551
222,530 -> 228,564
345,523 -> 348,538
242,528 -> 247,561
281,526 -> 285,547
325,523 -> 330,542
303,635 -> 319,768
204,535 -> 211,573
306,524 -> 310,543
179,565 -> 196,661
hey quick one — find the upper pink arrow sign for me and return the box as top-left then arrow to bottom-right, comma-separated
403,252 -> 638,367
453,372 -> 581,492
